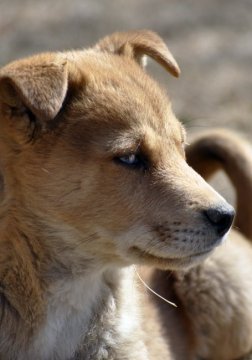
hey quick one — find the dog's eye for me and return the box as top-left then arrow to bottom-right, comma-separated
119,154 -> 138,165
115,154 -> 147,169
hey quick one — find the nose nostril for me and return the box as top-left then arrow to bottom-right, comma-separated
204,206 -> 235,236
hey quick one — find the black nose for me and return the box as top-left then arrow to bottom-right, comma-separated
203,206 -> 235,236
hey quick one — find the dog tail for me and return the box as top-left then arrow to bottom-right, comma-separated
186,129 -> 252,239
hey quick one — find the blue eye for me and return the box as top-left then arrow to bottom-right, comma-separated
115,153 -> 147,170
119,154 -> 139,165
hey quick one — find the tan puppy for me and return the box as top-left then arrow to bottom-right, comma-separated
0,31 -> 234,359
150,130 -> 252,360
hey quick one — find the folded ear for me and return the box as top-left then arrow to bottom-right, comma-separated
0,54 -> 68,125
95,30 -> 180,77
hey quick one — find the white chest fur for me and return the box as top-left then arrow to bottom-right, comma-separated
22,267 -> 148,360
27,273 -> 103,360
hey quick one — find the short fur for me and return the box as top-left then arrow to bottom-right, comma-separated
0,31 -> 233,359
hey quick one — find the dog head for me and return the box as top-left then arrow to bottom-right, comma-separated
0,30 -> 234,271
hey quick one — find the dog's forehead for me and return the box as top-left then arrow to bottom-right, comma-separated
70,51 -> 177,134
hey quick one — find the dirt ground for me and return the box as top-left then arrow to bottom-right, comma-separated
0,0 -> 251,202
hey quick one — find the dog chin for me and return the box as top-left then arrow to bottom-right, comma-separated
127,246 -> 214,271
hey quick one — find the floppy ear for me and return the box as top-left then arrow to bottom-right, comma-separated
0,54 -> 68,131
95,30 -> 180,77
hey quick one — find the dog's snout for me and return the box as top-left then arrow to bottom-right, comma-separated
203,206 -> 235,236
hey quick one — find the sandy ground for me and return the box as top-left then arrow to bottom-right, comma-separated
0,0 -> 251,201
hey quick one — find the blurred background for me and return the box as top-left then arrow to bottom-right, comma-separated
0,0 -> 251,202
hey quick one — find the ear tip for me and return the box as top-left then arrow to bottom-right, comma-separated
161,57 -> 181,78
173,65 -> 181,78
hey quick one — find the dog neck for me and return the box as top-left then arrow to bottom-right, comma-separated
35,267 -> 148,360
30,268 -> 133,359
0,212 -> 148,359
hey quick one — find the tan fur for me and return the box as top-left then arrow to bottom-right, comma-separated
0,31 -> 233,359
155,129 -> 252,360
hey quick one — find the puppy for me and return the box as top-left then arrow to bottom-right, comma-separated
150,130 -> 252,360
0,31 -> 233,359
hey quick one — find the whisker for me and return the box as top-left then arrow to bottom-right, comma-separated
134,266 -> 177,308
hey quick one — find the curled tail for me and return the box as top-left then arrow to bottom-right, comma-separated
186,129 -> 252,239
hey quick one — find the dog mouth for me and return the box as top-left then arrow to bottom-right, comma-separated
128,246 -> 213,269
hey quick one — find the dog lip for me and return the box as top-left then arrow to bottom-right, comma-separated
129,246 -> 212,262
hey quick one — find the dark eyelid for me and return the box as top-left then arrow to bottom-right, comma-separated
136,152 -> 149,170
112,143 -> 140,159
